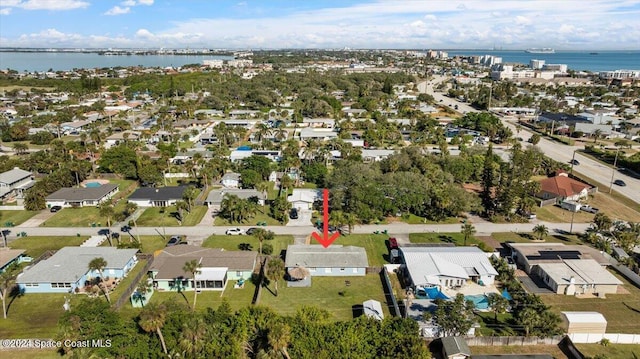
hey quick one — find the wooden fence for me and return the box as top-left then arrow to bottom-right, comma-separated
112,254 -> 154,310
380,269 -> 401,318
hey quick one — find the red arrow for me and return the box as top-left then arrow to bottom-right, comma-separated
311,188 -> 340,248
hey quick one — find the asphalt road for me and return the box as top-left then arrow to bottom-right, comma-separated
418,78 -> 640,206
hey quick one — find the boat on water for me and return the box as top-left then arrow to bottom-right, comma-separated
525,48 -> 555,54
590,52 -> 599,55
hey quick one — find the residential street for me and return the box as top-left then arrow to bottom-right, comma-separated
418,78 -> 640,206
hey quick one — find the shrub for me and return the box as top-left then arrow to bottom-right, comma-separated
261,243 -> 273,255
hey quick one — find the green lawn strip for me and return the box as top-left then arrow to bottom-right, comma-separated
332,234 -> 389,266
0,210 -> 39,226
137,235 -> 169,254
397,213 -> 461,225
408,232 -> 493,252
203,235 -> 293,256
260,275 -> 389,321
542,272 -> 640,334
41,201 -> 128,227
0,294 -> 84,338
136,205 -> 207,227
214,211 -> 281,226
535,205 -> 594,223
474,312 -> 517,336
148,280 -> 256,312
490,231 -> 582,245
9,236 -> 87,258
109,258 -> 149,303
469,345 -> 567,357
576,344 -> 640,359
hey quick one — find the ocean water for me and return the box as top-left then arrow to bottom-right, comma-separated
446,50 -> 640,72
0,52 -> 233,72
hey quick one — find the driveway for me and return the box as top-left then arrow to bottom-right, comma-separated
18,209 -> 57,227
286,207 -> 313,227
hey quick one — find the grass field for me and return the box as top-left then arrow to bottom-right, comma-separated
214,211 -> 282,226
490,231 -> 582,245
41,201 -> 128,227
409,232 -> 493,252
0,210 -> 39,226
9,236 -> 87,257
542,272 -> 640,334
395,213 -> 461,225
202,234 -> 293,256
0,294 -> 82,338
136,205 -> 207,227
468,345 -> 567,358
259,275 -> 389,321
332,233 -> 390,266
147,279 -> 256,312
576,343 -> 640,358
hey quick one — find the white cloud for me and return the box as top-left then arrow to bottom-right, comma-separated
423,14 -> 437,21
137,0 -> 153,5
0,8 -> 12,15
121,0 -> 136,6
121,0 -> 153,6
514,15 -> 531,25
13,0 -> 89,11
104,6 -> 130,15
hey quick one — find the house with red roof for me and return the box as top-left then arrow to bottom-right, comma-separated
537,172 -> 592,202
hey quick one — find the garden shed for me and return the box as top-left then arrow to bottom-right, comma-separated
561,311 -> 607,334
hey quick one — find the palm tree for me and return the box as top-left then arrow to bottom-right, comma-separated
133,276 -> 152,307
0,264 -> 18,319
182,186 -> 199,212
268,321 -> 292,359
253,228 -> 268,255
461,222 -> 476,246
254,123 -> 272,143
487,293 -> 509,322
179,317 -> 207,357
88,257 -> 110,303
98,199 -> 115,230
532,224 -> 549,241
139,303 -> 168,355
592,129 -> 602,144
183,259 -> 202,310
175,200 -> 189,225
266,258 -> 285,296
344,213 -> 357,235
255,181 -> 270,213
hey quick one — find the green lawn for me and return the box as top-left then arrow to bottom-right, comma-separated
331,234 -> 389,266
214,211 -> 282,226
535,205 -> 595,223
409,232 -> 493,252
260,275 -> 389,321
9,236 -> 87,258
0,350 -> 60,359
202,235 -> 293,256
396,213 -> 461,225
469,345 -> 567,358
490,231 -> 582,245
0,210 -> 39,226
542,272 -> 640,333
136,205 -> 207,227
146,279 -> 256,312
0,293 -> 82,338
576,343 -> 640,359
41,201 -> 128,227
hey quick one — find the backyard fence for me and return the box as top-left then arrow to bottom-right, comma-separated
380,269 -> 401,318
112,254 -> 154,310
568,333 -> 640,344
464,335 -> 564,346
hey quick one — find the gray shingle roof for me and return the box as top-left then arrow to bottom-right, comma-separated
441,336 -> 471,356
285,245 -> 368,268
16,247 -> 138,284
206,189 -> 265,205
150,245 -> 257,280
46,183 -> 118,201
0,167 -> 31,185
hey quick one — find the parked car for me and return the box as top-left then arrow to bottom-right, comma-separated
613,179 -> 626,186
570,159 -> 580,165
120,225 -> 131,232
166,235 -> 182,246
388,237 -> 399,250
225,228 -> 245,235
246,227 -> 258,235
50,205 -> 62,213
289,208 -> 299,219
580,205 -> 599,214
517,210 -> 537,220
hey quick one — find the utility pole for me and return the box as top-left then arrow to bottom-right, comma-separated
608,146 -> 621,194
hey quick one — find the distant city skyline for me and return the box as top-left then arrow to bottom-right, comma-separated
1,0 -> 639,50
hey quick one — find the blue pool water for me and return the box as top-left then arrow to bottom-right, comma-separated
465,294 -> 490,310
84,182 -> 102,188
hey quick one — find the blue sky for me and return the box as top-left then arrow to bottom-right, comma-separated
1,0 -> 639,49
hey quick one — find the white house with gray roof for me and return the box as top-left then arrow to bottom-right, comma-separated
400,246 -> 498,289
0,167 -> 34,203
16,247 -> 138,294
205,188 -> 265,208
45,183 -> 119,208
285,244 -> 368,276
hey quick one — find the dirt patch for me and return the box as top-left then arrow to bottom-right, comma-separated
476,236 -> 501,250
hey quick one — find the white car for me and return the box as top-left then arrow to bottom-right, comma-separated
225,228 -> 245,235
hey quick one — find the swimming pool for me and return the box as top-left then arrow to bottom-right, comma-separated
84,182 -> 102,188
